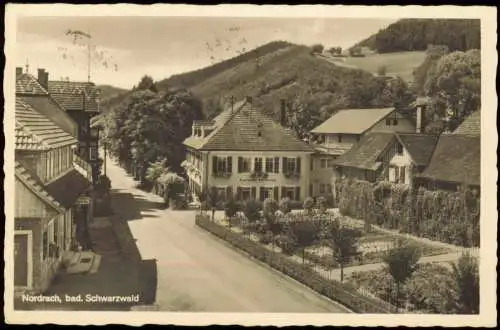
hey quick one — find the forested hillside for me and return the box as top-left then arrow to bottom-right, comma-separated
352,19 -> 480,53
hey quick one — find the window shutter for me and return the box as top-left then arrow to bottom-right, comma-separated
226,186 -> 233,199
274,157 -> 280,173
400,166 -> 406,183
227,156 -> 232,174
295,187 -> 300,201
282,157 -> 288,173
238,157 -> 242,173
281,187 -> 287,200
296,157 -> 301,174
274,186 -> 279,201
251,187 -> 257,199
212,156 -> 218,174
260,187 -> 265,201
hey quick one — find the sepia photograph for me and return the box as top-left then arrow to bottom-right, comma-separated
3,4 -> 497,327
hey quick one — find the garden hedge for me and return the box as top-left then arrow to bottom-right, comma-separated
336,179 -> 480,247
196,214 -> 393,313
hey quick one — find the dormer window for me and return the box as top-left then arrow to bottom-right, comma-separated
397,143 -> 404,155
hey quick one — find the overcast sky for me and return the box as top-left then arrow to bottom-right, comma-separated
16,16 -> 396,89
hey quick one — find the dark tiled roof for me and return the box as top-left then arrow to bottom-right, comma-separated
453,111 -> 481,135
15,161 -> 64,213
16,74 -> 48,95
334,132 -> 395,170
15,99 -> 78,150
45,169 -> 91,209
311,108 -> 396,134
48,80 -> 100,112
417,134 -> 480,186
184,100 -> 315,152
396,133 -> 440,167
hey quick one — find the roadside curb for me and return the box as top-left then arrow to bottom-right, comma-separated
196,224 -> 354,314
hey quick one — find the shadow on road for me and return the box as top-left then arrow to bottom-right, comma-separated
110,189 -> 166,222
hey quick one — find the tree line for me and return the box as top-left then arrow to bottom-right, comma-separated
353,19 -> 480,54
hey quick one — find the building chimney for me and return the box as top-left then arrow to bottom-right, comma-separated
416,106 -> 422,133
16,67 -> 23,77
280,99 -> 287,126
37,68 -> 48,90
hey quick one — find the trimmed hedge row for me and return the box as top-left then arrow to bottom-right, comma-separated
336,179 -> 480,247
196,214 -> 393,314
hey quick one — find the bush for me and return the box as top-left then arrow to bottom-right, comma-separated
259,230 -> 274,245
303,197 -> 315,214
316,196 -> 328,213
195,214 -> 392,313
279,197 -> 291,214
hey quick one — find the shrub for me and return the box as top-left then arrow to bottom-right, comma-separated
303,197 -> 315,214
244,199 -> 262,223
275,234 -> 297,255
316,196 -> 328,213
259,230 -> 274,245
279,197 -> 291,214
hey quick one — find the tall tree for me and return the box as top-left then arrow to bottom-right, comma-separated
383,240 -> 421,307
324,218 -> 362,282
136,75 -> 158,92
450,253 -> 479,314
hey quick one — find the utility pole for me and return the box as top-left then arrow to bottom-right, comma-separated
87,30 -> 91,82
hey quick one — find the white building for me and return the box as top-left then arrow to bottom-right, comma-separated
183,97 -> 316,202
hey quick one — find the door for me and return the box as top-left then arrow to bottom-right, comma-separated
14,234 -> 29,287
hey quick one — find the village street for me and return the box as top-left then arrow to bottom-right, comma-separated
105,157 -> 349,313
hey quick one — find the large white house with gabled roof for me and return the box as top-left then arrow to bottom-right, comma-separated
183,97 -> 316,203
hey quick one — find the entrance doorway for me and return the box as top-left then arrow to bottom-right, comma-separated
14,232 -> 32,288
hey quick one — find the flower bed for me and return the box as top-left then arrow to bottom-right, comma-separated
347,263 -> 461,314
196,214 -> 393,313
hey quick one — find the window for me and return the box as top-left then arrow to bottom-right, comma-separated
265,158 -> 274,173
254,157 -> 263,172
217,187 -> 227,201
239,187 -> 252,200
394,167 -> 400,182
327,184 -> 332,193
216,157 -> 228,173
399,166 -> 406,184
286,158 -> 297,173
238,157 -> 251,173
397,143 -> 404,155
393,118 -> 399,125
385,118 -> 391,126
260,187 -> 272,201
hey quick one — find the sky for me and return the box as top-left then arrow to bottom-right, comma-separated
16,16 -> 397,89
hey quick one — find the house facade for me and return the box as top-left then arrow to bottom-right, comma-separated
333,132 -> 439,187
183,97 -> 316,202
309,107 -> 416,196
46,72 -> 102,184
14,72 -> 93,293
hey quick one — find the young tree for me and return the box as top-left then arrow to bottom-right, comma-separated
450,253 -> 479,314
311,44 -> 324,54
316,196 -> 328,214
383,240 -> 421,307
279,197 -> 292,215
224,198 -> 239,228
377,65 -> 388,77
244,199 -> 262,224
324,218 -> 362,282
303,197 -> 315,215
289,220 -> 320,264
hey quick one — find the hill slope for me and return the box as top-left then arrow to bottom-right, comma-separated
352,19 -> 480,53
159,43 -> 414,135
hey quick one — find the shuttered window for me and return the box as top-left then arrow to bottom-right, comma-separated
274,157 -> 280,173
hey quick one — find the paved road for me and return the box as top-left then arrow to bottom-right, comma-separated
105,159 -> 349,313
